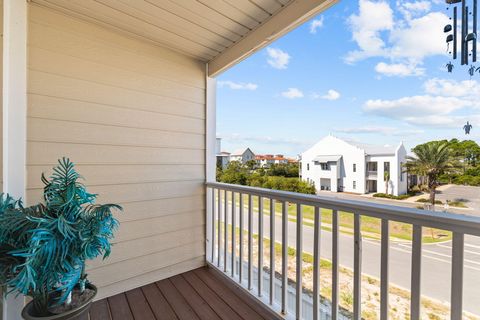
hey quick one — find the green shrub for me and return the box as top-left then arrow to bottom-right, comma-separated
410,185 -> 421,193
372,193 -> 412,200
449,201 -> 467,208
416,198 -> 443,205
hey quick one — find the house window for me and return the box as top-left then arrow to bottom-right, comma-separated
367,162 -> 377,172
353,181 -> 357,189
353,163 -> 356,172
307,163 -> 310,171
400,162 -> 404,181
321,163 -> 330,170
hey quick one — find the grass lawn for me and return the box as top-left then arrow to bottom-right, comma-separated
221,192 -> 452,243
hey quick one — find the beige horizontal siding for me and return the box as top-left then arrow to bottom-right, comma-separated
94,257 -> 205,301
29,94 -> 205,133
27,4 -> 206,299
27,164 -> 204,188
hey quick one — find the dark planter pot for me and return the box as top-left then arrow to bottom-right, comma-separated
21,284 -> 97,320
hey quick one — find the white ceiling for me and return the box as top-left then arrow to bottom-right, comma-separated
32,0 -> 292,61
31,0 -> 336,75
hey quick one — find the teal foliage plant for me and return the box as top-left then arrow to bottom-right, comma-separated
0,158 -> 122,316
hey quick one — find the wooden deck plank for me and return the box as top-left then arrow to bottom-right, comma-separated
193,268 -> 264,320
182,272 -> 244,320
125,288 -> 156,320
89,299 -> 111,320
156,278 -> 201,320
141,283 -> 178,320
93,267 -> 281,320
107,293 -> 134,320
204,267 -> 283,320
170,274 -> 222,320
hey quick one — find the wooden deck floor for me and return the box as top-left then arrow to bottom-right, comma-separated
88,266 -> 282,320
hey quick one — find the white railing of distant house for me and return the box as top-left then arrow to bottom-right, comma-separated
205,182 -> 480,320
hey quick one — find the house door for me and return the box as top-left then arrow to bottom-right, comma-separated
367,180 -> 377,193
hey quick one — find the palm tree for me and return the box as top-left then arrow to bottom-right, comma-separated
384,171 -> 390,194
404,141 -> 458,205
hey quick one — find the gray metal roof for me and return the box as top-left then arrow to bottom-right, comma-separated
347,141 -> 397,155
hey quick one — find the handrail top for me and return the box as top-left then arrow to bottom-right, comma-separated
206,181 -> 480,236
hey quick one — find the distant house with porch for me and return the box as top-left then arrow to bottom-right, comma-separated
230,148 -> 255,164
301,135 -> 408,196
215,138 -> 230,169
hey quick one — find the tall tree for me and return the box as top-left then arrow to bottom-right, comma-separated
384,171 -> 390,194
404,141 -> 459,205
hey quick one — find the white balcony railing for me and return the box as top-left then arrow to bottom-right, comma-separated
366,170 -> 378,178
205,182 -> 480,320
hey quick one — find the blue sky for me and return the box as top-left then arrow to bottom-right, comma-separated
217,0 -> 480,157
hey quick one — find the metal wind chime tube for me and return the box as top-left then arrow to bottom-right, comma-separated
445,0 -> 478,73
446,0 -> 477,135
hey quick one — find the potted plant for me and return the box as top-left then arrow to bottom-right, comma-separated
0,158 -> 122,319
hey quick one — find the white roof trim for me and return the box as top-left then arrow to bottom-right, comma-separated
313,155 -> 342,163
208,0 -> 338,77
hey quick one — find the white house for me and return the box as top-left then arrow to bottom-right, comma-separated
301,135 -> 408,196
255,154 -> 289,167
230,148 -> 255,164
215,138 -> 230,169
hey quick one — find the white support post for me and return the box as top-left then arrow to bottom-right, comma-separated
205,74 -> 217,263
3,0 -> 28,319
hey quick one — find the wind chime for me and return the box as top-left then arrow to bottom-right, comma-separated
444,0 -> 478,75
445,1 -> 476,135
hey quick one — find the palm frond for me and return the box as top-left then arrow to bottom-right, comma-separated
0,158 -> 122,313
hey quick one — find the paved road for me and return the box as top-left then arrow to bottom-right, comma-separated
435,185 -> 480,214
316,189 -> 477,216
226,204 -> 480,315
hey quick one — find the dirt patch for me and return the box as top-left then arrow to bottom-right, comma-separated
49,287 -> 95,315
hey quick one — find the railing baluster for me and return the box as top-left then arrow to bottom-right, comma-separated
410,225 -> 422,320
224,190 -> 228,272
313,207 -> 321,320
353,213 -> 362,320
239,193 -> 244,283
270,198 -> 276,305
380,219 -> 389,320
211,188 -> 216,263
451,232 -> 464,320
217,189 -> 222,268
332,210 -> 339,320
248,194 -> 253,290
296,204 -> 303,320
282,201 -> 289,315
231,191 -> 236,277
258,197 -> 264,297
205,182 -> 480,320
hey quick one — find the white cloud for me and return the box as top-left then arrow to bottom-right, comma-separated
309,16 -> 324,34
365,95 -> 468,118
363,77 -> 480,127
423,78 -> 480,98
336,126 -> 395,134
336,126 -> 424,136
321,89 -> 341,100
281,88 -> 304,99
375,62 -> 425,77
218,80 -> 258,90
345,0 -> 394,63
345,1 -> 449,76
266,47 -> 290,69
404,114 -> 480,128
397,1 -> 431,20
389,12 -> 449,63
